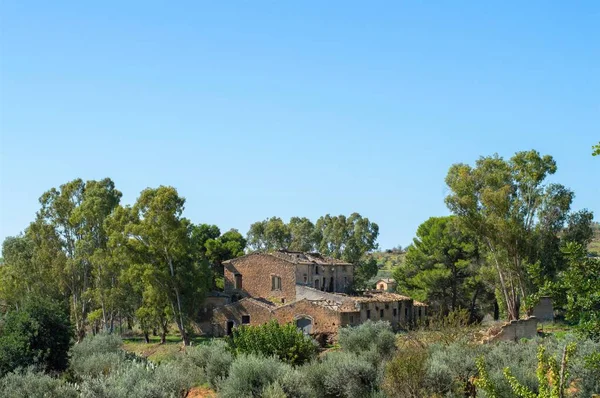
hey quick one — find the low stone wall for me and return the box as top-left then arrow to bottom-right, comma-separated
488,317 -> 539,342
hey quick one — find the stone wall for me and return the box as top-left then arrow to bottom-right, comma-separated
295,263 -> 353,292
357,300 -> 412,328
532,297 -> 554,322
223,253 -> 297,303
212,297 -> 344,343
488,317 -> 539,342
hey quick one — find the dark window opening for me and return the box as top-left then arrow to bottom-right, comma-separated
226,320 -> 234,336
315,266 -> 319,275
314,279 -> 320,289
418,308 -> 422,317
271,275 -> 282,291
380,309 -> 384,318
367,310 -> 371,319
234,274 -> 242,290
393,308 -> 397,317
329,277 -> 334,292
350,315 -> 354,323
241,315 -> 250,324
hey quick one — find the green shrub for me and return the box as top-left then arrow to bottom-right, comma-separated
0,298 -> 73,376
71,333 -> 123,358
0,367 -> 78,398
425,341 -> 484,396
383,345 -> 428,398
219,354 -> 289,398
303,351 -> 380,398
261,381 -> 288,398
78,360 -> 198,398
229,320 -> 318,366
276,366 -> 316,398
185,340 -> 232,389
338,320 -> 396,359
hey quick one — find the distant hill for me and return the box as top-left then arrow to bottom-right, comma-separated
369,249 -> 406,281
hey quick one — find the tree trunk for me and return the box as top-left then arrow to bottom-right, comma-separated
144,332 -> 150,344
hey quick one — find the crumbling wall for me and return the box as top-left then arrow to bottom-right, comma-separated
488,317 -> 539,342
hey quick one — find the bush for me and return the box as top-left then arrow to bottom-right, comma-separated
383,345 -> 428,398
303,351 -> 380,398
219,354 -> 289,398
69,334 -> 138,378
229,320 -> 318,366
70,333 -> 123,357
338,320 -> 396,359
424,341 -> 484,396
78,360 -> 198,398
0,367 -> 78,398
185,340 -> 232,389
0,298 -> 73,376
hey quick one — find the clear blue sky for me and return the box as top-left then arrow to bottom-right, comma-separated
1,1 -> 598,250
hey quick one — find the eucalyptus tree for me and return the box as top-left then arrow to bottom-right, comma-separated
125,186 -> 210,345
30,178 -> 122,340
247,217 -> 291,251
445,150 -> 576,320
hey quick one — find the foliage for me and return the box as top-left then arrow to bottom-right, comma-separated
394,216 -> 484,315
338,320 -> 396,359
0,368 -> 79,398
556,243 -> 600,339
303,351 -> 380,398
229,320 -> 318,366
475,343 -> 577,398
219,354 -> 289,398
445,150 -> 581,320
593,142 -> 600,156
185,339 -> 233,390
382,345 -> 428,398
0,298 -> 73,377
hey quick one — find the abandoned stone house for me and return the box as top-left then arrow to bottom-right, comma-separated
210,250 -> 427,341
376,278 -> 397,292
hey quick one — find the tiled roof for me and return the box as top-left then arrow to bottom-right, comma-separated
271,250 -> 352,266
376,278 -> 396,284
351,292 -> 412,303
413,301 -> 428,307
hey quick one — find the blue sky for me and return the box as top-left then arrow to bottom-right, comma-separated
1,1 -> 598,250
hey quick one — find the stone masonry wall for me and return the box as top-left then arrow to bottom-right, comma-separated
532,297 -> 554,322
224,253 -> 296,303
489,317 -> 539,342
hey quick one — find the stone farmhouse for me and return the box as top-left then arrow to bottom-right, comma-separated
210,250 -> 427,342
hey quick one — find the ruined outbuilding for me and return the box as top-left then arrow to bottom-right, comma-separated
210,250 -> 427,342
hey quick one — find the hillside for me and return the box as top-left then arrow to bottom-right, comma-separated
370,249 -> 406,280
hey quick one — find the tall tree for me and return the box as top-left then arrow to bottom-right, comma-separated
126,186 -> 210,345
32,178 -> 122,340
315,213 -> 379,263
247,217 -> 291,251
288,217 -> 318,252
393,216 -> 483,315
445,150 -> 574,320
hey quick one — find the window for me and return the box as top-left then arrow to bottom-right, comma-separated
380,309 -> 384,318
314,279 -> 320,289
242,315 -> 250,324
271,275 -> 282,291
393,308 -> 397,317
315,266 -> 319,275
349,315 -> 354,323
303,274 -> 307,283
367,310 -> 371,319
418,308 -> 422,317
234,274 -> 242,290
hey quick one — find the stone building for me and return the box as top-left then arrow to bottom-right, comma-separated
212,250 -> 427,341
375,278 -> 397,292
